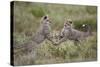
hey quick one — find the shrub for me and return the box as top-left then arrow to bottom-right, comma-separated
31,6 -> 46,17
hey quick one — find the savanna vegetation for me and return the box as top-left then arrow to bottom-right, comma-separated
12,1 -> 97,65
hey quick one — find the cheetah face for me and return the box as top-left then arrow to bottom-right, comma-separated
64,19 -> 73,29
42,15 -> 51,24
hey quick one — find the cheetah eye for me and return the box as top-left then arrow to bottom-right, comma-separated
65,23 -> 68,25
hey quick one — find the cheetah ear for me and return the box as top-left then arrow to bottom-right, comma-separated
43,16 -> 47,20
69,21 -> 72,24
82,24 -> 85,27
43,15 -> 49,20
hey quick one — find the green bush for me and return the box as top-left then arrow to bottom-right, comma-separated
31,6 -> 46,17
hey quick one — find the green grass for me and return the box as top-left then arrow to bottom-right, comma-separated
13,1 -> 97,65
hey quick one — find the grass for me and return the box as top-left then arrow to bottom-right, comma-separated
35,33 -> 97,64
12,1 -> 97,65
